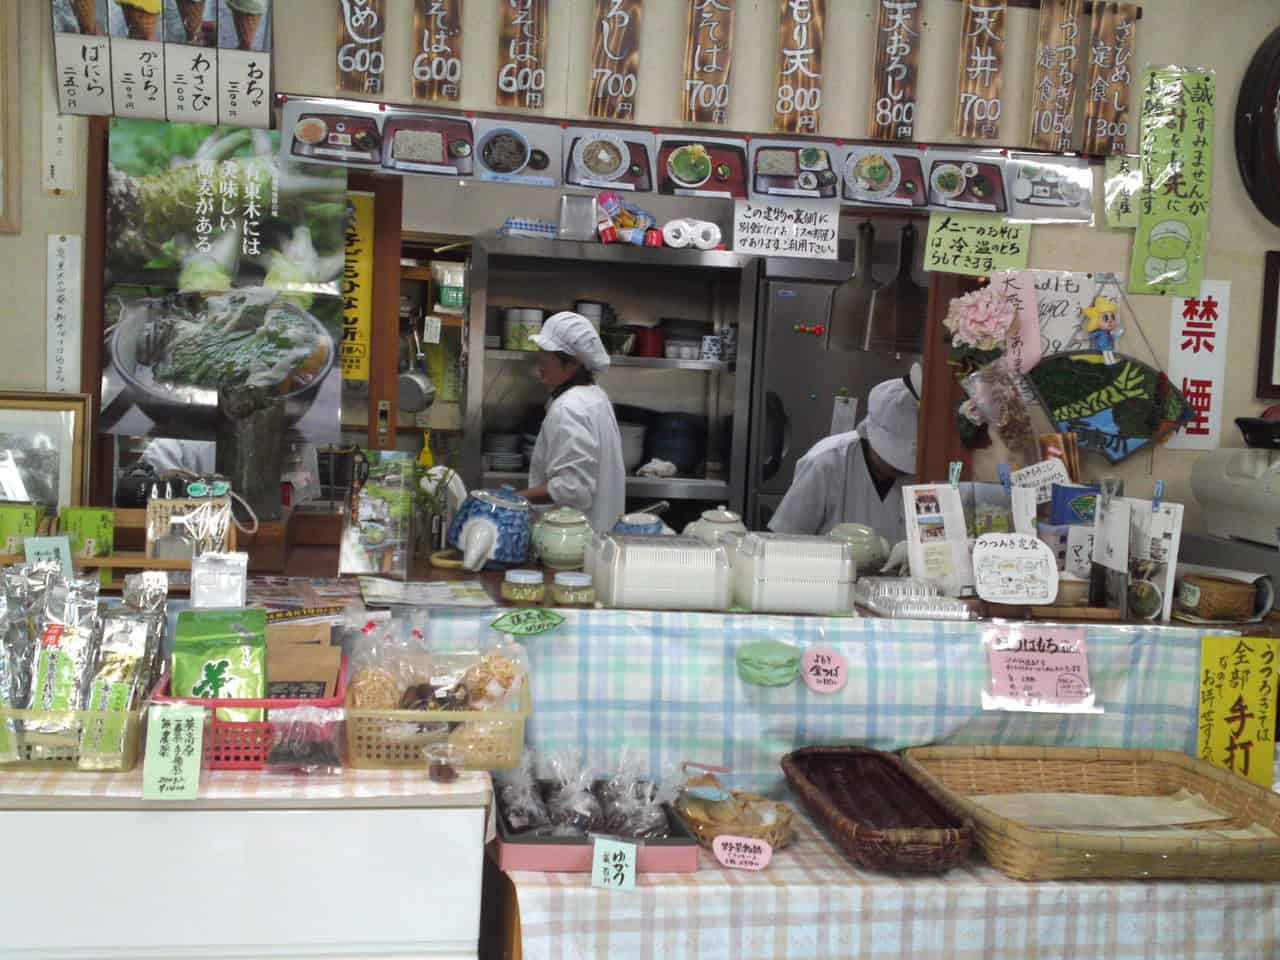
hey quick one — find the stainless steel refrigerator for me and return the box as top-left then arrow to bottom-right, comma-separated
745,222 -> 925,530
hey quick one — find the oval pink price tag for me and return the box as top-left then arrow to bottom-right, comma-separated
802,646 -> 847,694
713,835 -> 773,871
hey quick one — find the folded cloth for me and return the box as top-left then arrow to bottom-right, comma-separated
637,459 -> 677,478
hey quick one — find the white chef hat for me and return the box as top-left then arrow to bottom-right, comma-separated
531,311 -> 612,373
861,375 -> 920,475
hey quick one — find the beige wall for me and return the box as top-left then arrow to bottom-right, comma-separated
2,0 -> 1278,529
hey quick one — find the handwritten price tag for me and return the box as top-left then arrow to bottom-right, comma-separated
142,705 -> 205,800
713,835 -> 773,871
802,647 -> 847,694
491,608 -> 565,637
591,837 -> 637,891
983,625 -> 1096,712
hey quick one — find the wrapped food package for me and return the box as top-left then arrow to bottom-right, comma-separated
25,576 -> 102,737
78,610 -> 152,770
171,608 -> 267,722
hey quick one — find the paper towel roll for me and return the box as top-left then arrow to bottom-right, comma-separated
662,219 -> 693,249
689,220 -> 722,250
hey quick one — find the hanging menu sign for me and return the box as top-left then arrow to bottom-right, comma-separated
588,0 -> 643,121
772,0 -> 824,134
954,0 -> 1006,140
336,0 -> 386,94
682,0 -> 734,125
1081,2 -> 1138,155
1028,0 -> 1082,151
868,0 -> 922,142
411,0 -> 463,101
496,0 -> 548,110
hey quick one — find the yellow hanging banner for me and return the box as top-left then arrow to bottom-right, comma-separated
341,192 -> 375,381
1197,634 -> 1278,787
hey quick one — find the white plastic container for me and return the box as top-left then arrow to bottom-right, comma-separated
733,533 -> 856,614
594,534 -> 731,611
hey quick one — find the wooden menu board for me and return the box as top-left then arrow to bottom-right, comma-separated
681,0 -> 735,125
868,0 -> 924,141
953,0 -> 1006,140
1028,0 -> 1082,150
1082,1 -> 1139,155
588,0 -> 643,121
411,0 -> 463,102
496,0 -> 548,110
336,0 -> 387,95
772,0 -> 825,134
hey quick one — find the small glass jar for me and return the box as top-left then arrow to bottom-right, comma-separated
551,571 -> 596,606
501,569 -> 546,603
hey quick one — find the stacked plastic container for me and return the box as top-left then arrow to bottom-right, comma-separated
733,533 -> 857,615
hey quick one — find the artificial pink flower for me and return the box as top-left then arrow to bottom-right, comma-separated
943,286 -> 1018,352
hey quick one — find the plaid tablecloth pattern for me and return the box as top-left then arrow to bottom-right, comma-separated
509,811 -> 1280,960
421,609 -> 1216,792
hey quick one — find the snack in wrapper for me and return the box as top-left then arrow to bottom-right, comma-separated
546,751 -> 603,837
171,608 -> 267,722
463,642 -> 528,710
122,571 -> 169,697
78,610 -> 150,770
25,576 -> 101,736
266,705 -> 343,774
496,754 -> 552,835
598,747 -> 673,840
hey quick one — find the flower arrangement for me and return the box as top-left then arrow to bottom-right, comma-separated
943,285 -> 1018,377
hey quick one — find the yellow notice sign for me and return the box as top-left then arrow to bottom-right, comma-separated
1198,634 -> 1278,787
341,192 -> 375,381
925,212 -> 1031,277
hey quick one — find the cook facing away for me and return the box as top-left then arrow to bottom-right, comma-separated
768,371 -> 921,542
518,312 -> 626,533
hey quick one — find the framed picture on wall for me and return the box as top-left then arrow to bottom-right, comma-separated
0,1 -> 20,234
0,392 -> 93,511
1258,252 -> 1280,398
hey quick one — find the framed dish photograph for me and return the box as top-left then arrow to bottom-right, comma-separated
1258,252 -> 1280,398
0,392 -> 92,511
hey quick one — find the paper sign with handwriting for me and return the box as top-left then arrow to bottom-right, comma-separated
925,213 -> 1030,276
713,835 -> 773,871
491,608 -> 565,637
592,837 -> 637,891
733,199 -> 838,260
23,536 -> 73,577
983,625 -> 1097,712
802,646 -> 847,694
143,705 -> 205,800
1198,634 -> 1278,787
1011,459 -> 1072,505
972,533 -> 1059,605
1065,526 -> 1095,579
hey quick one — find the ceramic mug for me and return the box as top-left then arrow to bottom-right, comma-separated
700,336 -> 723,361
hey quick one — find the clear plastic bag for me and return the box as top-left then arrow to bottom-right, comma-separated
496,752 -> 552,835
462,640 -> 528,711
599,749 -> 674,840
266,705 -> 345,774
546,751 -> 603,837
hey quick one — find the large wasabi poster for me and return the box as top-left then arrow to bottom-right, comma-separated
100,119 -> 347,443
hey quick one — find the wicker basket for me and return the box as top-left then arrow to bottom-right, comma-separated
782,746 -> 974,873
345,683 -> 531,771
903,745 -> 1280,881
672,790 -> 795,850
0,707 -> 142,771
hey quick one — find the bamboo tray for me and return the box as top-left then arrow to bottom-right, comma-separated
782,746 -> 973,874
903,745 -> 1280,881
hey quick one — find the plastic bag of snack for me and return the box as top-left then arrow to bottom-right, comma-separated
266,705 -> 344,774
599,748 -> 675,840
345,619 -> 428,710
463,641 -> 528,711
496,752 -> 552,835
546,750 -> 603,837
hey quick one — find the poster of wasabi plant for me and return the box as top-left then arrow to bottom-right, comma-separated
100,119 -> 348,442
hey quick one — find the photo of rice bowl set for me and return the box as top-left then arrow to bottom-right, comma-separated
840,145 -> 929,209
748,140 -> 840,199
926,150 -> 1009,213
563,127 -> 656,192
473,118 -> 563,188
657,136 -> 749,198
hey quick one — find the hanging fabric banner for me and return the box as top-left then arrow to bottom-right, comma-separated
336,0 -> 386,95
588,0 -> 643,121
1028,0 -> 1082,151
772,0 -> 825,134
1081,1 -> 1138,155
496,0 -> 548,110
681,0 -> 735,125
867,0 -> 923,142
954,0 -> 1006,140
411,0 -> 463,102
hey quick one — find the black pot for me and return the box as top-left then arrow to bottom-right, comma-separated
645,413 -> 708,474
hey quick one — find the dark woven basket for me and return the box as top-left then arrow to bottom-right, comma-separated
781,746 -> 974,874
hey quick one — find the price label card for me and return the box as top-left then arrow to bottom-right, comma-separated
591,837 -> 637,891
217,49 -> 271,129
165,44 -> 219,125
23,536 -> 73,577
802,647 -> 847,694
491,608 -> 565,637
712,835 -> 773,871
142,705 -> 205,800
983,625 -> 1097,712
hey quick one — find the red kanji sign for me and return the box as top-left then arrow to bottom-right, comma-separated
1180,294 -> 1218,353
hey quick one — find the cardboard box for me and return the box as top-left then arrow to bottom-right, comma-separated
266,621 -> 341,699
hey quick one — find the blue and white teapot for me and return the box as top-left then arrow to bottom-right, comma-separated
447,488 -> 532,571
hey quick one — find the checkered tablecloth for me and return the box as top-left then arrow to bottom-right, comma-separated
419,609 -> 1218,792
508,811 -> 1280,960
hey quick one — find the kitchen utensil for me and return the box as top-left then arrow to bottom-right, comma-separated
827,220 -> 880,352
646,413 -> 708,474
632,327 -> 665,358
532,506 -> 593,570
733,533 -> 857,614
397,370 -> 436,413
447,488 -> 532,571
865,223 -> 927,355
633,500 -> 670,517
503,308 -> 545,351
593,534 -> 732,610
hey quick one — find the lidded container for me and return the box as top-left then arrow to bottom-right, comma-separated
733,533 -> 856,615
502,569 -> 546,603
551,571 -> 596,606
594,534 -> 731,611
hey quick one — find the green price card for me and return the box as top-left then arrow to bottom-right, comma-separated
143,705 -> 205,801
591,837 -> 637,891
491,608 -> 566,637
925,212 -> 1031,276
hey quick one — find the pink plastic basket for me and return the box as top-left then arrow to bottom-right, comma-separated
150,656 -> 348,770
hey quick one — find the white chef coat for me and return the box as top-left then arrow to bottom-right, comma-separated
529,384 -> 626,533
767,430 -> 909,542
141,439 -> 217,475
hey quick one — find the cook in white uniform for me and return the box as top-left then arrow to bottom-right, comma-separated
768,372 -> 920,541
519,312 -> 626,533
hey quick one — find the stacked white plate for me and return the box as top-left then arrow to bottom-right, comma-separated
485,434 -> 525,472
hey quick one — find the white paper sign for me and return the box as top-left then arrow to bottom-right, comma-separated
42,65 -> 79,196
1167,280 -> 1230,451
165,44 -> 219,125
1093,497 -> 1131,574
1065,526 -> 1095,579
973,534 -> 1060,605
1028,270 -> 1096,355
733,199 -> 838,260
217,49 -> 271,129
109,39 -> 167,120
1011,486 -> 1038,536
46,235 -> 83,394
1011,459 -> 1072,505
54,33 -> 114,116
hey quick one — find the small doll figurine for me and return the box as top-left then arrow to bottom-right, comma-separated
1083,295 -> 1120,363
